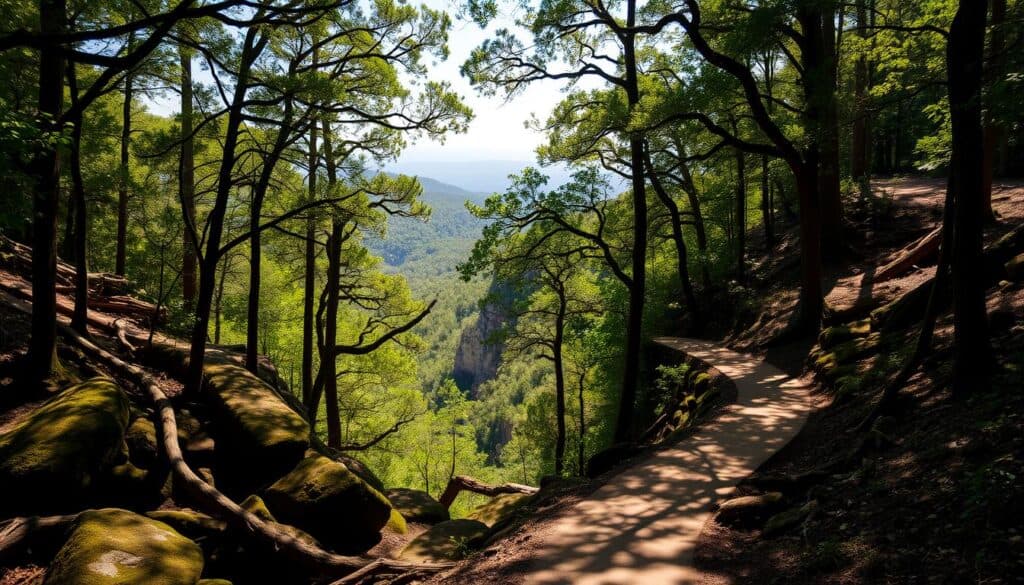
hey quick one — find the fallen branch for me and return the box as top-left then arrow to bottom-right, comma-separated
0,514 -> 80,563
438,475 -> 539,509
874,227 -> 941,282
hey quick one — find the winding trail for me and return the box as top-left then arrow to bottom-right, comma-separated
517,338 -> 814,585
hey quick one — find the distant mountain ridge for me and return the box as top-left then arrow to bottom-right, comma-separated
389,160 -> 573,193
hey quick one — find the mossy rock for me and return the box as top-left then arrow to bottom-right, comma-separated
203,363 -> 309,485
386,508 -> 408,535
95,462 -> 165,511
125,416 -> 159,470
197,581 -> 233,585
812,334 -> 880,374
716,492 -> 785,528
0,378 -> 130,515
466,493 -> 532,527
763,500 -> 817,537
44,508 -> 204,585
695,387 -> 720,415
145,509 -> 227,541
241,495 -> 275,522
385,488 -> 449,525
262,454 -> 391,551
691,372 -> 712,396
818,319 -> 871,350
1005,252 -> 1024,282
398,519 -> 489,562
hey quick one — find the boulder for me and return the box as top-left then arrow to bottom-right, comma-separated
398,519 -> 489,562
197,581 -> 233,585
125,416 -> 159,469
44,508 -> 204,585
145,509 -> 227,541
203,363 -> 309,486
262,454 -> 391,551
818,319 -> 872,350
467,493 -> 532,527
385,488 -> 449,525
716,492 -> 785,528
0,378 -> 130,515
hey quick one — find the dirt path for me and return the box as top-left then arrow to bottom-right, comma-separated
513,338 -> 814,585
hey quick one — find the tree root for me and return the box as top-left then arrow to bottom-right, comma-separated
50,322 -> 454,582
438,475 -> 539,509
0,514 -> 79,563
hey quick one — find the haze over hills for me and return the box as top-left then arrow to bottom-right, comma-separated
389,159 -> 573,193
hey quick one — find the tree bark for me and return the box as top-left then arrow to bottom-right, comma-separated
302,125 -> 318,408
947,0 -> 991,397
66,63 -> 88,334
552,282 -> 567,476
851,0 -> 871,182
30,0 -> 66,381
115,68 -> 133,276
761,155 -> 773,252
735,147 -> 746,282
180,43 -> 197,312
437,475 -> 538,509
320,119 -> 342,448
981,0 -> 1006,221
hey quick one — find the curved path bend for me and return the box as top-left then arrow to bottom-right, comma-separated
518,338 -> 815,585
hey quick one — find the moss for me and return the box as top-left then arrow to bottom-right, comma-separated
0,378 -> 129,515
1005,252 -> 1024,281
262,454 -> 391,551
691,372 -> 712,396
125,416 -> 159,470
466,493 -> 532,527
695,387 -> 720,415
385,488 -> 449,525
145,510 -> 227,540
241,495 -> 275,522
386,508 -> 409,534
818,319 -> 872,350
203,363 -> 309,484
44,508 -> 204,585
398,519 -> 489,562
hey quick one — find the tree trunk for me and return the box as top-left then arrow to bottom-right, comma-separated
302,124 -> 318,408
981,0 -> 1006,221
673,144 -> 711,290
577,367 -> 586,475
320,121 -> 342,449
180,44 -> 197,312
794,164 -> 825,329
645,148 -> 701,330
115,70 -> 132,276
947,0 -> 991,396
735,147 -> 746,282
851,0 -> 871,182
613,2 -> 647,443
186,30 -> 264,394
66,63 -> 88,334
761,155 -> 774,252
214,256 -> 227,345
552,285 -> 567,476
30,0 -> 66,381
808,2 -> 844,261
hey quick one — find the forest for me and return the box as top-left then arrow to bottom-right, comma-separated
0,0 -> 1022,583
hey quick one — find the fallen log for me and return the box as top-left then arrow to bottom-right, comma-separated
875,227 -> 941,282
0,514 -> 80,563
438,475 -> 539,510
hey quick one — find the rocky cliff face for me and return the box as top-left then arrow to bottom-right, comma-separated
452,303 -> 505,397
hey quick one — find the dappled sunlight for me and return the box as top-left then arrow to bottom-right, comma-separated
519,339 -> 813,584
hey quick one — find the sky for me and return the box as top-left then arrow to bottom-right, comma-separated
395,0 -> 564,164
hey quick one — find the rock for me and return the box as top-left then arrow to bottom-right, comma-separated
763,500 -> 818,537
691,372 -> 712,396
398,519 -> 489,562
467,493 -> 532,528
716,492 -> 785,528
385,488 -> 449,525
386,508 -> 408,535
125,416 -> 159,469
1005,252 -> 1024,281
262,454 -> 391,551
0,378 -> 130,515
586,443 -> 643,478
203,363 -> 309,486
240,494 -> 322,547
145,509 -> 227,541
44,508 -> 204,585
818,319 -> 872,350
197,581 -> 233,585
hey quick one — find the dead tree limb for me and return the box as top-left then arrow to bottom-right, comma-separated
0,514 -> 79,563
438,475 -> 539,509
875,227 -> 941,282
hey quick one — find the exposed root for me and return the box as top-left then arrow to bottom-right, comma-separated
0,514 -> 79,563
438,475 -> 539,509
